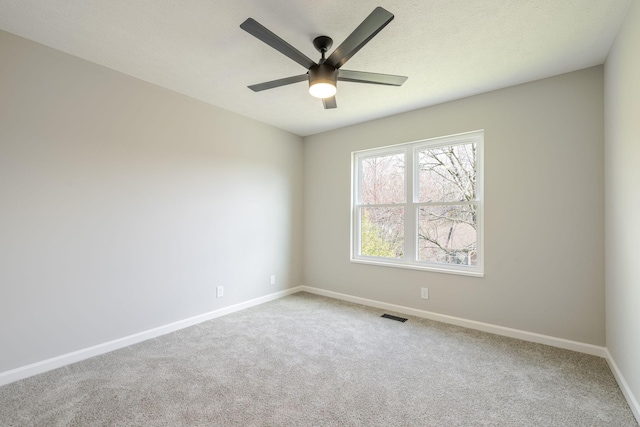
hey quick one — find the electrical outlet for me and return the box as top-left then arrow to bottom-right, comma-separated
421,287 -> 429,300
270,275 -> 276,285
216,286 -> 224,298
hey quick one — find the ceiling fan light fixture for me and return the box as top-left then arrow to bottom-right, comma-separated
308,64 -> 338,99
309,82 -> 336,99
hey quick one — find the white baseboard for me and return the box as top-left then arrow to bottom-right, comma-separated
300,286 -> 607,358
605,349 -> 640,423
0,286 -> 303,387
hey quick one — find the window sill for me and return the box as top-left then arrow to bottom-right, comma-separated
350,258 -> 484,278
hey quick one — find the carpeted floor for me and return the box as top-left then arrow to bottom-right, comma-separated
0,292 -> 637,426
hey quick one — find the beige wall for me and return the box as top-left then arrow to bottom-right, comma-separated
0,30 -> 304,372
605,0 -> 640,415
304,67 -> 605,345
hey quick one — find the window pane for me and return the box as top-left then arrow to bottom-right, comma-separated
418,205 -> 477,266
360,153 -> 405,204
417,143 -> 476,203
360,207 -> 404,259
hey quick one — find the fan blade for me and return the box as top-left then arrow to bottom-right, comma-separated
240,18 -> 316,70
322,96 -> 337,109
248,74 -> 308,92
325,7 -> 394,69
338,70 -> 407,86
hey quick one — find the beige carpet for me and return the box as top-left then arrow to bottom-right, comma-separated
0,292 -> 637,426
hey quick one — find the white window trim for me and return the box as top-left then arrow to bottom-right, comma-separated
350,130 -> 484,277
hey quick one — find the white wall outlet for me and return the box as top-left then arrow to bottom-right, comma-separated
216,286 -> 224,298
270,275 -> 276,285
421,287 -> 429,300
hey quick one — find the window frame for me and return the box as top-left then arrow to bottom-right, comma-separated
351,130 -> 484,277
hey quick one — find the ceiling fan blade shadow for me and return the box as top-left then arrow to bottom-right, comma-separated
240,18 -> 316,69
322,96 -> 337,109
248,74 -> 309,92
325,7 -> 394,69
338,70 -> 407,86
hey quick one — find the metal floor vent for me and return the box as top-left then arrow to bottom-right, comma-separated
381,314 -> 408,322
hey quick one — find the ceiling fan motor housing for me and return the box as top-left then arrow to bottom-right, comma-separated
308,64 -> 338,89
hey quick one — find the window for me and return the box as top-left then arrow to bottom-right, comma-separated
351,130 -> 483,276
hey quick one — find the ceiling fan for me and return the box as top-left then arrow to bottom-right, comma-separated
240,7 -> 407,109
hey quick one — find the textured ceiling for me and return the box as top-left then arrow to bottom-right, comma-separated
0,0 -> 632,136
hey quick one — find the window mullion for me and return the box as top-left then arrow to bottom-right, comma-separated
404,148 -> 415,261
355,203 -> 407,209
415,201 -> 478,207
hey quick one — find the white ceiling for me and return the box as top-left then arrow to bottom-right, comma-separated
0,0 -> 632,136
